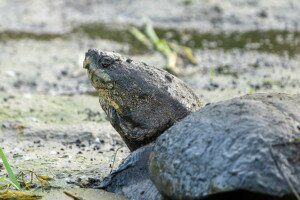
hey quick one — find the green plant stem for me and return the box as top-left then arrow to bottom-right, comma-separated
0,147 -> 21,190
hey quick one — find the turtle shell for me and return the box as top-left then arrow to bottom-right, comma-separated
149,93 -> 300,200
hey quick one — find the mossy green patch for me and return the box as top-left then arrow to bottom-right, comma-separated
73,23 -> 300,57
72,23 -> 148,54
155,29 -> 300,57
0,93 -> 105,125
1,23 -> 299,56
0,31 -> 63,41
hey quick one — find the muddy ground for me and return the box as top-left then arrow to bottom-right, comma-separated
0,0 -> 299,199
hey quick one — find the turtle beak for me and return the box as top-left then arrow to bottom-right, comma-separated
83,57 -> 91,70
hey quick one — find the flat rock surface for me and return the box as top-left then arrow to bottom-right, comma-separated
149,93 -> 300,200
38,188 -> 126,200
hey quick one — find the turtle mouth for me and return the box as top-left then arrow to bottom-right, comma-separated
83,57 -> 91,70
88,68 -> 113,90
89,68 -> 99,88
84,57 -> 113,90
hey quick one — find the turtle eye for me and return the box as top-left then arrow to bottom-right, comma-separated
100,56 -> 114,68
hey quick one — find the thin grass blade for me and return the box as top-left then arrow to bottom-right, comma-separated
0,148 -> 21,190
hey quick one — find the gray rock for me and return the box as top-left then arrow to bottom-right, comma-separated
100,143 -> 162,200
149,93 -> 300,200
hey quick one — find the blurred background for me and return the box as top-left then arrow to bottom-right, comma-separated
0,0 -> 299,197
0,0 -> 299,101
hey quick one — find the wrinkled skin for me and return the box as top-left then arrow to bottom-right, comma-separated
84,49 -> 201,151
100,143 -> 163,200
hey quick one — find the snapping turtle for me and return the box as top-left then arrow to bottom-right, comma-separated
83,50 -> 300,200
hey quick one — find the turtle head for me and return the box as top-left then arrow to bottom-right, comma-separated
83,49 -> 202,151
83,49 -> 123,90
83,49 -> 157,150
83,49 -> 130,130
